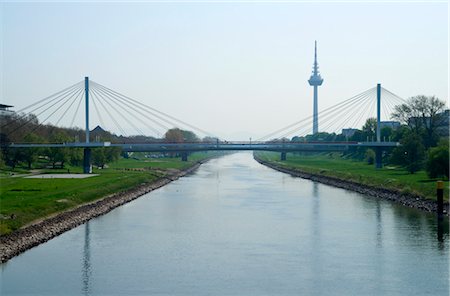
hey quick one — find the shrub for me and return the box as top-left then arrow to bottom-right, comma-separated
426,144 -> 449,179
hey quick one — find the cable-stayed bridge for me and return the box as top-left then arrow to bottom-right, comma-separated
2,77 -> 404,173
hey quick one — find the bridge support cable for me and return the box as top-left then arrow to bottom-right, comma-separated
92,83 -> 178,129
312,91 -> 376,134
381,98 -> 391,122
90,88 -> 128,137
91,86 -> 168,136
90,81 -> 215,138
381,88 -> 407,121
381,87 -> 406,104
96,88 -> 169,137
257,87 -> 376,141
90,91 -> 106,129
269,85 -> 405,142
14,81 -> 84,114
90,88 -> 146,136
25,87 -> 84,136
53,88 -> 85,127
1,82 -> 83,129
331,91 -> 377,134
347,92 -> 377,136
276,92 -> 374,140
32,86 -> 84,127
70,91 -> 85,128
92,85 -> 169,135
267,88 -> 377,140
2,85 -> 84,137
257,88 -> 375,141
320,91 -> 376,134
91,82 -> 203,136
28,87 -> 86,137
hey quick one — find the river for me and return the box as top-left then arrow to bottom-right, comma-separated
1,152 -> 448,295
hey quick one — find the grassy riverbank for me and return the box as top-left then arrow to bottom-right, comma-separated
255,152 -> 448,202
0,152 -> 216,235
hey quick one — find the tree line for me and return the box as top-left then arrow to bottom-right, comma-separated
0,112 -> 211,170
291,95 -> 448,178
1,95 -> 447,177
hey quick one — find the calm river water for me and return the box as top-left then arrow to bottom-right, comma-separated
1,152 -> 449,295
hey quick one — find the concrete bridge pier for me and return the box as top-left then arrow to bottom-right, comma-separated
280,152 -> 287,161
83,148 -> 92,173
181,152 -> 188,162
375,147 -> 382,169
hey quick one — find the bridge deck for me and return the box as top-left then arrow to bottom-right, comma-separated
9,141 -> 399,152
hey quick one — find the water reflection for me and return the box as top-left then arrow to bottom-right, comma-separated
391,204 -> 449,247
437,219 -> 449,252
310,182 -> 322,293
82,222 -> 91,295
376,201 -> 383,248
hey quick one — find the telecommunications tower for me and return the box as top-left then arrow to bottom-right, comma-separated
308,41 -> 324,135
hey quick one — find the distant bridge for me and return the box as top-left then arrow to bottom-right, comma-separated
9,141 -> 399,162
3,77 -> 405,172
10,141 -> 399,152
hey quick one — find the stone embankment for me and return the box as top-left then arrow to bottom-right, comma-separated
254,156 -> 449,216
0,162 -> 203,263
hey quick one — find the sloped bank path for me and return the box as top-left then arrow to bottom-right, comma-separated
254,155 -> 449,216
0,160 -> 206,263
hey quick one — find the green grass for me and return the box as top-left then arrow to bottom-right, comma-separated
0,152 -> 215,235
255,152 -> 449,202
109,152 -> 214,170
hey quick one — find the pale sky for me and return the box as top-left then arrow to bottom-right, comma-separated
1,1 -> 448,140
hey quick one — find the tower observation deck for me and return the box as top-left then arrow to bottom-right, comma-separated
308,41 -> 324,135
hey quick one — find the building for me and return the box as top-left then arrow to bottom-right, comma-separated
0,104 -> 14,116
380,121 -> 400,130
342,128 -> 358,138
436,110 -> 449,137
408,109 -> 449,137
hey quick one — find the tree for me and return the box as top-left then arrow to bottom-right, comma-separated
365,148 -> 375,165
182,130 -> 199,142
202,136 -> 219,143
426,141 -> 449,179
46,132 -> 70,168
391,95 -> 446,148
164,128 -> 184,143
68,148 -> 84,166
92,149 -> 107,169
0,150 -> 4,168
6,148 -> 26,170
92,147 -> 121,169
362,118 -> 377,141
390,133 -> 425,174
104,147 -> 121,164
381,126 -> 393,142
22,133 -> 44,169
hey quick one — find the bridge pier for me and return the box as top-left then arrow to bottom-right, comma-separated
280,152 -> 287,161
375,147 -> 382,169
181,152 -> 188,162
83,148 -> 92,173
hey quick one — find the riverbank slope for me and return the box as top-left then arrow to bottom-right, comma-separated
0,155 -> 214,263
254,152 -> 449,215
